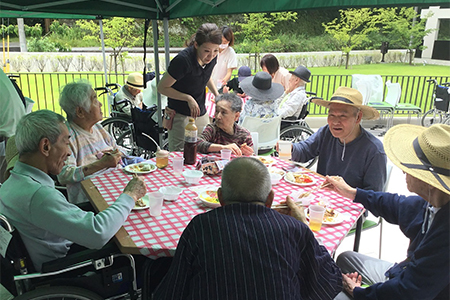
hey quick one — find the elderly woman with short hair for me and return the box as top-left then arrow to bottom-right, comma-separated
197,93 -> 254,156
57,80 -> 142,204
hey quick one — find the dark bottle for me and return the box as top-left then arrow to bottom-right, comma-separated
183,118 -> 198,165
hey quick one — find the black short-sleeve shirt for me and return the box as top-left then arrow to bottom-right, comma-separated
167,46 -> 217,116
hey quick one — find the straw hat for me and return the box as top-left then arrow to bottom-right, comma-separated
384,124 -> 450,195
311,86 -> 379,120
126,72 -> 144,90
5,135 -> 19,175
240,72 -> 284,101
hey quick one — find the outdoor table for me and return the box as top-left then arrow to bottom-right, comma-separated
81,153 -> 364,259
204,92 -> 250,118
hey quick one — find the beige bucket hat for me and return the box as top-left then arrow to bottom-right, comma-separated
311,86 -> 380,120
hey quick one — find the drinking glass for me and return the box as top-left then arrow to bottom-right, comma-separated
148,192 -> 164,217
308,205 -> 325,232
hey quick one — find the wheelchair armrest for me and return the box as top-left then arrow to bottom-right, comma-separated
41,242 -> 118,273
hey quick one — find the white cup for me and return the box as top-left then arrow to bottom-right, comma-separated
308,205 -> 326,232
278,140 -> 292,159
148,192 -> 164,217
250,132 -> 259,155
172,157 -> 184,176
220,149 -> 232,160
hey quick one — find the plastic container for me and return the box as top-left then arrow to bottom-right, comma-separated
159,186 -> 183,201
182,170 -> 203,184
270,173 -> 282,185
155,150 -> 169,169
183,118 -> 197,165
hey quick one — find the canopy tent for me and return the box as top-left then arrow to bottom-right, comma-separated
2,0 -> 449,145
1,0 -> 449,20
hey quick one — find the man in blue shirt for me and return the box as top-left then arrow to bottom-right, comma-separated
292,87 -> 386,192
154,157 -> 342,300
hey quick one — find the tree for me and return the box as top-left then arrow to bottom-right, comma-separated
77,17 -> 140,74
234,12 -> 297,71
376,7 -> 434,65
323,8 -> 377,69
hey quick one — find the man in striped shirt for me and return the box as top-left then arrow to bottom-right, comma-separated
154,157 -> 342,300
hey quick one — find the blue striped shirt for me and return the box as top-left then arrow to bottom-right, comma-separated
154,203 -> 342,300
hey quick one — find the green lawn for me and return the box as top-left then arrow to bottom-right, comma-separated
309,63 -> 450,76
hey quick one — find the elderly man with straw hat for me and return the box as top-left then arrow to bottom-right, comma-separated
115,72 -> 145,114
292,87 -> 387,192
324,124 -> 450,300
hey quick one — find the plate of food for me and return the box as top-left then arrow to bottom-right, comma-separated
305,207 -> 344,225
198,189 -> 221,208
132,194 -> 149,211
252,156 -> 276,167
267,167 -> 286,177
124,162 -> 156,174
284,172 -> 316,186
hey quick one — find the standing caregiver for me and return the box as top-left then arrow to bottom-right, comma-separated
158,23 -> 222,151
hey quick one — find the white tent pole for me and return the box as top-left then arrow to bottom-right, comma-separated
152,19 -> 164,147
163,17 -> 170,67
99,18 -> 108,85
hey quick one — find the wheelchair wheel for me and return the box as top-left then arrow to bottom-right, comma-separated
14,285 -> 103,300
101,117 -> 131,142
279,125 -> 317,169
421,109 -> 443,127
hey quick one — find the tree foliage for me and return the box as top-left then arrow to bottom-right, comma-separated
234,12 -> 297,54
323,8 -> 378,68
76,17 -> 140,74
375,7 -> 434,65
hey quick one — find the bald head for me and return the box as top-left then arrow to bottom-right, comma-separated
220,157 -> 272,204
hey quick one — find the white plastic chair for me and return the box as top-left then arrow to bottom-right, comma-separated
241,116 -> 281,154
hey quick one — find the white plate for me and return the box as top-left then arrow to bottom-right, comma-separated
305,208 -> 344,225
267,167 -> 286,177
132,194 -> 149,211
198,189 -> 221,208
124,162 -> 156,174
252,156 -> 276,167
284,172 -> 316,186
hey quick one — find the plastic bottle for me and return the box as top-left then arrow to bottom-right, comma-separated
183,118 -> 198,165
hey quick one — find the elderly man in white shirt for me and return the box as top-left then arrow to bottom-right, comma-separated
276,66 -> 311,120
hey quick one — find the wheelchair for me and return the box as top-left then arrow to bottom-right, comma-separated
97,84 -> 168,158
278,92 -> 318,169
0,214 -> 140,300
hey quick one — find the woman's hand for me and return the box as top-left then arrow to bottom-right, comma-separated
323,175 -> 357,200
273,196 -> 307,224
100,149 -> 122,168
223,144 -> 242,156
342,272 -> 362,297
240,143 -> 254,156
187,96 -> 200,118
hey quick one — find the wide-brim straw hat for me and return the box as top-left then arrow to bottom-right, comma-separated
311,86 -> 379,120
384,124 -> 450,196
240,71 -> 284,101
5,135 -> 19,174
126,72 -> 144,91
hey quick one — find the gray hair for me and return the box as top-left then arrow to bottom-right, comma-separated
15,110 -> 66,155
221,157 -> 272,204
59,80 -> 93,121
216,93 -> 243,112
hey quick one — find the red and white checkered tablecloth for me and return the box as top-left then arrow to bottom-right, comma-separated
90,153 -> 363,259
205,93 -> 250,118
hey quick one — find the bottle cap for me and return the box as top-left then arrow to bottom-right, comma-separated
188,117 -> 195,122
156,150 -> 169,157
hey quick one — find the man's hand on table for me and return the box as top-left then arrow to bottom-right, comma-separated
323,175 -> 357,201
342,272 -> 362,297
274,196 -> 307,224
123,176 -> 147,202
